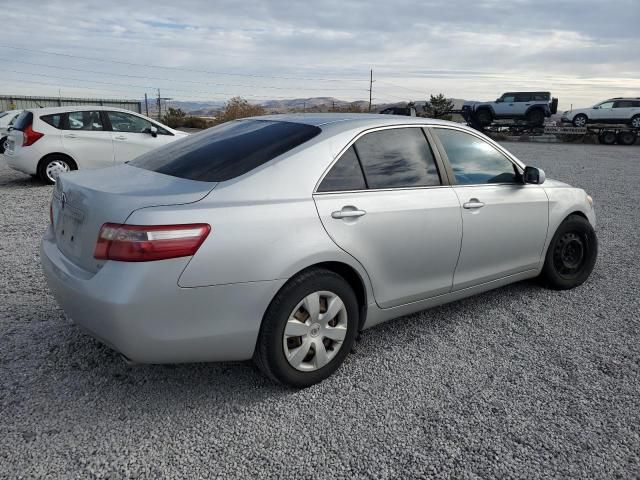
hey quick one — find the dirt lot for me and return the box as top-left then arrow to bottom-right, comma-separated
0,142 -> 639,479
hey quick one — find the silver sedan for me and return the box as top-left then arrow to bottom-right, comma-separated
41,114 -> 598,387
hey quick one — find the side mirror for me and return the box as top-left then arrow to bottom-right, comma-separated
144,126 -> 158,137
523,166 -> 545,185
495,98 -> 502,103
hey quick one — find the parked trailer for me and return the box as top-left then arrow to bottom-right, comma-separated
454,110 -> 638,146
0,95 -> 142,113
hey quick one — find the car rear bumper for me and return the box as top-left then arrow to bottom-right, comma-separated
4,147 -> 40,175
40,227 -> 286,363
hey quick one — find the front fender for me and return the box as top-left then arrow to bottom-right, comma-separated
543,186 -> 596,255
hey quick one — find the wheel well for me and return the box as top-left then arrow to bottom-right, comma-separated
38,153 -> 78,173
295,261 -> 368,331
567,211 -> 587,221
526,106 -> 545,116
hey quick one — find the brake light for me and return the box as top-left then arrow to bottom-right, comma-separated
23,124 -> 44,146
94,223 -> 211,262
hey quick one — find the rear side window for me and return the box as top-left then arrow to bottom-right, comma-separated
41,114 -> 63,129
12,112 -> 33,131
130,120 -> 321,182
434,128 -> 519,185
613,101 -> 633,108
515,93 -> 531,102
317,146 -> 367,192
354,128 -> 441,189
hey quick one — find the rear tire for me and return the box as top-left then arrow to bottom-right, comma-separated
630,115 -> 640,129
526,109 -> 545,127
37,154 -> 76,185
617,131 -> 637,146
572,114 -> 588,128
540,215 -> 597,290
598,131 -> 617,145
0,136 -> 6,154
253,268 -> 359,388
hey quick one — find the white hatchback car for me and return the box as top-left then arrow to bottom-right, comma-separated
5,106 -> 187,183
0,109 -> 23,153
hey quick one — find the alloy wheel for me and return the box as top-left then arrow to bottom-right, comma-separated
283,290 -> 348,372
632,116 -> 640,129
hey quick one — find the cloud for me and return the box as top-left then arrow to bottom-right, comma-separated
0,0 -> 637,108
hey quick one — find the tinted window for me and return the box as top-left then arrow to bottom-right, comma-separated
435,128 -> 519,185
12,112 -> 33,131
613,101 -> 632,108
633,101 -> 640,108
41,114 -> 63,129
130,120 -> 322,182
318,146 -> 366,192
107,111 -> 169,135
67,111 -> 104,131
354,128 -> 440,189
515,93 -> 531,102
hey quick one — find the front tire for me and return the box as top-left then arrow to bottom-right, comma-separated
572,114 -> 588,128
253,268 -> 359,388
476,109 -> 492,126
38,154 -> 76,184
540,215 -> 597,290
630,115 -> 640,129
0,136 -> 6,154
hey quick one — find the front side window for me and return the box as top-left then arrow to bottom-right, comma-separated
130,119 -> 322,182
67,111 -> 104,131
501,95 -> 516,103
597,101 -> 614,109
434,128 -> 519,185
107,111 -> 167,134
317,146 -> 367,192
354,128 -> 440,189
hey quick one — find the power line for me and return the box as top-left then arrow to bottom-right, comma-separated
0,44 -> 370,83
0,57 -> 366,93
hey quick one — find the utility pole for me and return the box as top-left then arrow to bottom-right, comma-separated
368,69 -> 373,112
157,89 -> 161,121
144,93 -> 149,117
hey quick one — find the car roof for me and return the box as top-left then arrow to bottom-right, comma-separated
23,105 -> 142,115
253,113 -> 461,128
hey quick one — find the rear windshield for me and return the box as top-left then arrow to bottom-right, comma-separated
130,119 -> 322,182
12,111 -> 33,131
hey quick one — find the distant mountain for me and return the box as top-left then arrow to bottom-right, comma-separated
155,97 -> 470,117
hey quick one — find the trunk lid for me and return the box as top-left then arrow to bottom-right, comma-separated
51,165 -> 216,273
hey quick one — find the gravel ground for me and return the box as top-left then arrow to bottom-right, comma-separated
0,142 -> 639,479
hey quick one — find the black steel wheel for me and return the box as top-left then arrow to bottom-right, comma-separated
617,131 -> 637,146
540,215 -> 597,290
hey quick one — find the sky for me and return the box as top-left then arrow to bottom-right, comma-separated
0,0 -> 638,110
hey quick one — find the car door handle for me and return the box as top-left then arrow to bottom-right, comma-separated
114,135 -> 127,140
63,134 -> 77,139
331,208 -> 366,219
463,199 -> 485,209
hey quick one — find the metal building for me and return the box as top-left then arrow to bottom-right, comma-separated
0,95 -> 141,113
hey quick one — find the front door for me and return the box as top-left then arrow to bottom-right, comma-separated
313,127 -> 462,308
431,127 -> 548,290
61,110 -> 114,168
106,111 -> 171,163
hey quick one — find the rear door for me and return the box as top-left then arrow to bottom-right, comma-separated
61,110 -> 114,168
612,100 -> 634,122
313,126 -> 462,308
430,127 -> 548,291
105,111 -> 175,163
514,93 -> 532,116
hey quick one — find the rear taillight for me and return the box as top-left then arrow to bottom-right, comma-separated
23,124 -> 44,147
94,223 -> 211,262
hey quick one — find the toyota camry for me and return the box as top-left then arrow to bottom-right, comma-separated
41,114 -> 598,387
